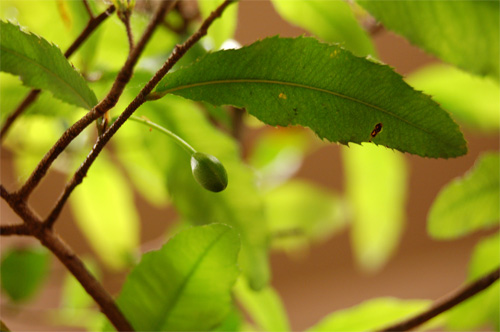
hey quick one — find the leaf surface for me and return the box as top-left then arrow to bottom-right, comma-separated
152,37 -> 466,158
112,224 -> 240,331
0,247 -> 50,302
357,0 -> 499,78
271,0 -> 375,56
342,144 -> 407,271
308,298 -> 431,332
0,20 -> 98,109
428,152 -> 500,239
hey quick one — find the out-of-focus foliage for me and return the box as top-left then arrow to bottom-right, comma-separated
271,0 -> 375,56
428,152 -> 500,239
343,144 -> 407,272
249,128 -> 310,188
308,298 -> 432,331
70,155 -> 140,270
105,224 -> 240,331
407,65 -> 500,132
264,180 -> 346,253
198,0 -> 239,50
0,247 -> 51,302
55,259 -> 104,331
358,0 -> 499,79
446,233 -> 500,330
234,278 -> 290,332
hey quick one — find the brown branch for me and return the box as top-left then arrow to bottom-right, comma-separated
35,228 -> 134,331
44,0 -> 236,228
64,5 -> 116,58
0,224 -> 31,236
378,267 -> 500,331
82,0 -> 95,19
0,5 -> 115,142
0,90 -> 41,140
16,1 -> 175,201
0,184 -> 133,331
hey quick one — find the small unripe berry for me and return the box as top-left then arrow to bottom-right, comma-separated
190,152 -> 228,192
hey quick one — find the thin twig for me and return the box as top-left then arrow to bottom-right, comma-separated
0,90 -> 41,140
123,14 -> 135,50
44,0 -> 236,228
82,0 -> 95,19
0,224 -> 31,236
64,5 -> 116,58
0,5 -> 116,142
378,267 -> 500,331
16,1 -> 175,201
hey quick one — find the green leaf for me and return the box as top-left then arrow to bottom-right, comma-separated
151,36 -> 467,158
428,152 -> 500,239
0,20 -> 98,109
198,0 -> 239,50
407,64 -> 500,133
307,298 -> 431,332
0,246 -> 50,302
234,277 -> 290,332
136,95 -> 270,290
265,180 -> 346,252
69,155 -> 140,270
357,0 -> 499,79
342,144 -> 407,272
111,224 -> 240,331
446,233 -> 500,330
270,0 -> 375,56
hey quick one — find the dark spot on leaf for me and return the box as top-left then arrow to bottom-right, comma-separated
369,123 -> 383,142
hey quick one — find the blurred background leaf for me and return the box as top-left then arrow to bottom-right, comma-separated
0,246 -> 51,302
69,154 -> 140,270
445,233 -> 500,330
428,152 -> 500,239
264,180 -> 346,253
407,65 -> 500,133
249,128 -> 311,188
357,0 -> 499,79
270,0 -> 375,57
307,298 -> 431,332
234,277 -> 290,332
198,0 -> 239,50
342,144 -> 407,272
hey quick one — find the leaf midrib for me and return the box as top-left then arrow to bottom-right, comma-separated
0,44 -> 93,109
154,227 -> 231,330
161,78 -> 454,147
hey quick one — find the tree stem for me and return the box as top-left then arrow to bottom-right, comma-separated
378,267 -> 500,331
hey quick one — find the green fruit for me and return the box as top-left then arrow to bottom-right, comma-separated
190,152 -> 228,192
